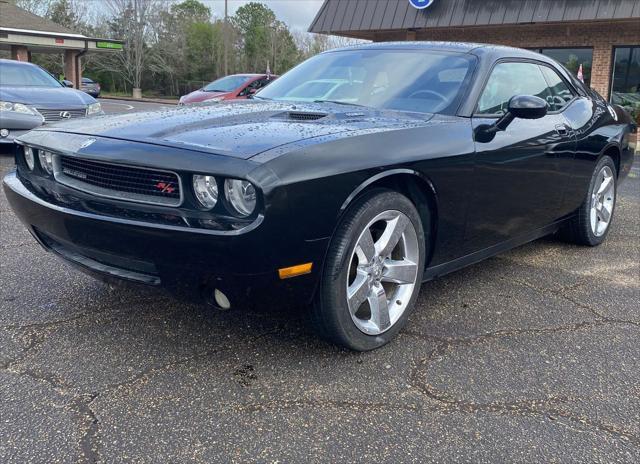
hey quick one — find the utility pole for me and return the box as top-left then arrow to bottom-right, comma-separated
223,0 -> 228,76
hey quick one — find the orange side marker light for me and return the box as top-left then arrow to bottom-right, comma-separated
278,263 -> 313,279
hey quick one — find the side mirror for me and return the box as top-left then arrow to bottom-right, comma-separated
62,79 -> 74,88
475,95 -> 548,143
508,95 -> 548,120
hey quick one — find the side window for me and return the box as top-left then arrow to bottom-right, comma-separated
256,78 -> 271,89
477,62 -> 551,115
240,80 -> 260,96
539,65 -> 575,111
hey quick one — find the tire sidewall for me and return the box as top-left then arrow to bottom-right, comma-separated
320,190 -> 426,351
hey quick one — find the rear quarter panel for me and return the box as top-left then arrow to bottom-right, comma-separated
562,96 -> 634,212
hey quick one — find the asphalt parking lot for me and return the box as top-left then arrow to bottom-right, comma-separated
98,98 -> 174,114
0,103 -> 638,462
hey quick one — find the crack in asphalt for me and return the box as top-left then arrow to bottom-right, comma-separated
74,393 -> 100,464
236,398 -> 440,415
508,276 -> 640,327
403,276 -> 640,446
411,366 -> 640,446
0,328 -> 48,370
406,329 -> 640,448
402,318 -> 639,347
0,241 -> 34,250
0,295 -> 185,464
0,295 -> 161,333
0,322 -> 291,463
2,363 -> 99,463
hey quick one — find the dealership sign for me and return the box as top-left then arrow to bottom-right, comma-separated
96,41 -> 123,50
409,0 -> 435,9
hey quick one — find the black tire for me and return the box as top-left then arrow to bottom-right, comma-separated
312,189 -> 426,351
559,155 -> 617,246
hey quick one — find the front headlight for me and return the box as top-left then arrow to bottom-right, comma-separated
224,179 -> 257,217
23,146 -> 35,170
0,101 -> 39,116
38,150 -> 54,175
193,175 -> 218,209
87,102 -> 102,116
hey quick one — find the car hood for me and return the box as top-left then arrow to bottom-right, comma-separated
181,90 -> 230,104
0,86 -> 96,108
29,100 -> 434,160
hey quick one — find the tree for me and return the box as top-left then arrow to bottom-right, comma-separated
10,0 -> 53,16
150,0 -> 218,95
48,0 -> 79,29
102,0 -> 160,93
171,0 -> 211,24
11,0 -> 342,97
230,2 -> 304,74
232,2 -> 276,73
270,21 -> 301,74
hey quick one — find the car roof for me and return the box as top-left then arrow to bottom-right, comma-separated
0,58 -> 40,67
325,41 -> 555,62
327,41 -> 485,54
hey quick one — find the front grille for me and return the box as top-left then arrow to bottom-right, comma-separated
37,108 -> 87,122
56,155 -> 182,206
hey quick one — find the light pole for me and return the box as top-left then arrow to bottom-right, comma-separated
223,0 -> 228,75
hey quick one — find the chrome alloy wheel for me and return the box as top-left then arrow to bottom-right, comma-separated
590,165 -> 615,237
346,210 -> 420,335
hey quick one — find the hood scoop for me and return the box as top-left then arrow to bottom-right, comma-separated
278,111 -> 328,121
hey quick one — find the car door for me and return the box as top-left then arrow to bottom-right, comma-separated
465,61 -> 577,251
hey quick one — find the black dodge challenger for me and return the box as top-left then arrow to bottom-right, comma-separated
4,42 -> 635,351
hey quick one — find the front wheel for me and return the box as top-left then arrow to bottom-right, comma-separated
313,190 -> 426,351
560,155 -> 617,246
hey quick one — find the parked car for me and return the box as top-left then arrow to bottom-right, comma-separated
0,59 -> 103,146
81,77 -> 101,98
179,74 -> 277,105
4,43 -> 635,351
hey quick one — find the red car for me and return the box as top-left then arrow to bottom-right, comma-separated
179,74 -> 277,105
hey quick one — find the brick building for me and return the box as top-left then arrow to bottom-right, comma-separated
310,0 -> 640,142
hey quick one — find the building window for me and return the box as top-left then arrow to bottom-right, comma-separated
532,48 -> 593,87
610,46 -> 640,124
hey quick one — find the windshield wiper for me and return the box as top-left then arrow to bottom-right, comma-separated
313,100 -> 366,107
251,95 -> 272,100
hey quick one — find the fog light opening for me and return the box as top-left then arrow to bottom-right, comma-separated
213,288 -> 232,310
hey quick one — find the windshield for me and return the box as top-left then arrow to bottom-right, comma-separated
0,61 -> 62,87
203,75 -> 251,92
257,49 -> 476,114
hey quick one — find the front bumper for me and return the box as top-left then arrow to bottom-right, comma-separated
3,170 -> 325,307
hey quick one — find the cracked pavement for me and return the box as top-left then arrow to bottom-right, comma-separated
0,150 -> 638,463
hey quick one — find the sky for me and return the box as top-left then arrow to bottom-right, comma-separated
203,0 -> 325,32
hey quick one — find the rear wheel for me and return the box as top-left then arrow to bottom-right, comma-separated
560,155 -> 617,246
313,190 -> 426,351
